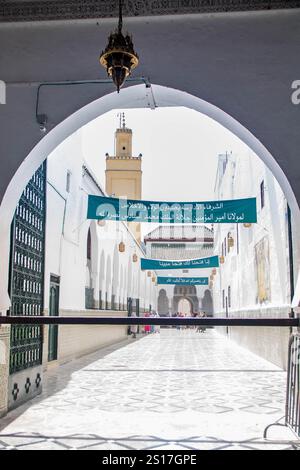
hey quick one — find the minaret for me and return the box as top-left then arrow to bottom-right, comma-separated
105,113 -> 142,242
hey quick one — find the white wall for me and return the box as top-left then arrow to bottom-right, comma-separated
43,130 -> 158,363
213,150 -> 293,368
214,150 -> 290,314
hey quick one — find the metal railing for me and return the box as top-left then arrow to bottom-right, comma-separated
0,316 -> 299,327
2,313 -> 299,443
264,332 -> 300,441
286,333 -> 300,436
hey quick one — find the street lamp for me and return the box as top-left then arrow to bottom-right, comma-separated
99,0 -> 139,93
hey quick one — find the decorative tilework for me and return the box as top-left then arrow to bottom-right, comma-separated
0,330 -> 298,450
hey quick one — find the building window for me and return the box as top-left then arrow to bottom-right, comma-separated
66,171 -> 71,193
260,180 -> 265,209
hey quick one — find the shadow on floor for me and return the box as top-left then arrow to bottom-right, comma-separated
0,335 -> 140,433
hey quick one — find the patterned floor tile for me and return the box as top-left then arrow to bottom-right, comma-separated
0,330 -> 297,450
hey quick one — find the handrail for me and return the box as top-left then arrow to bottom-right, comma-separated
0,316 -> 299,327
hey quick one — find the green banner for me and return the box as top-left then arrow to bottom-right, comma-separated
157,277 -> 209,285
87,195 -> 257,224
141,256 -> 219,270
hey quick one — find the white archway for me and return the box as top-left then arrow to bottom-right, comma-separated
112,244 -> 119,309
0,84 -> 300,311
127,257 -> 133,300
105,255 -> 112,309
178,298 -> 193,316
99,250 -> 106,309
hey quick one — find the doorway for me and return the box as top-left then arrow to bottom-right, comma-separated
48,275 -> 60,362
178,298 -> 193,316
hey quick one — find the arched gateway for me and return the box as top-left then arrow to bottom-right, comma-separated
0,4 -> 300,437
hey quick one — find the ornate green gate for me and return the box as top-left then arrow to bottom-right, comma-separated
8,162 -> 47,374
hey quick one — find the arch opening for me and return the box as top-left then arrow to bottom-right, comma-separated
0,83 -> 300,311
177,298 -> 193,316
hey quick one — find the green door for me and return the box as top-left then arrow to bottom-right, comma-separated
48,277 -> 60,361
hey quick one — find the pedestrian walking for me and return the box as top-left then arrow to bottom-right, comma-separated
153,311 -> 160,334
150,310 -> 155,334
130,311 -> 138,339
144,311 -> 151,334
196,311 -> 206,333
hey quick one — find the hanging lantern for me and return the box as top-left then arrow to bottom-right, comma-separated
152,276 -> 156,283
97,219 -> 106,227
119,241 -> 125,252
212,268 -> 217,275
228,236 -> 234,248
147,271 -> 152,278
99,0 -> 139,93
220,256 -> 225,264
132,253 -> 138,263
243,223 -> 252,228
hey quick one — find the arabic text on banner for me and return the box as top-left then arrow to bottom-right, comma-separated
141,255 -> 219,270
157,277 -> 209,285
87,195 -> 257,224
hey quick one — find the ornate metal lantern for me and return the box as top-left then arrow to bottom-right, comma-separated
99,0 -> 139,93
133,253 -> 138,263
228,236 -> 234,248
219,255 -> 225,264
147,271 -> 152,278
152,276 -> 156,283
97,219 -> 106,227
119,241 -> 125,252
212,268 -> 217,275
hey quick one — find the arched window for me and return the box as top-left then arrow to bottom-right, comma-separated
157,289 -> 169,316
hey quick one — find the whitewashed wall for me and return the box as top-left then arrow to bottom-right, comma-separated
213,150 -> 295,368
43,130 -> 157,364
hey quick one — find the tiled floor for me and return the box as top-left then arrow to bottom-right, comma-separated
0,329 -> 298,450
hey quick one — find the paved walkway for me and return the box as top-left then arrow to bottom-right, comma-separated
0,329 -> 297,450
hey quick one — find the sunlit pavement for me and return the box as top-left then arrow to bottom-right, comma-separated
0,329 -> 297,450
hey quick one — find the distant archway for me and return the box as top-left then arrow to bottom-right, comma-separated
178,298 -> 193,316
173,285 -> 199,314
